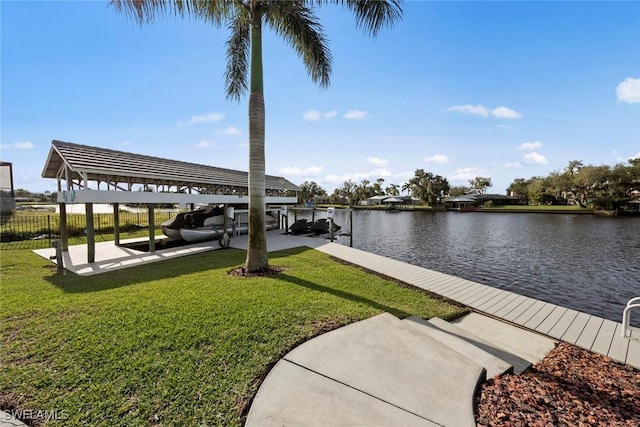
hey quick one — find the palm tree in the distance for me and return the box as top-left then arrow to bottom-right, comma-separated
111,0 -> 403,273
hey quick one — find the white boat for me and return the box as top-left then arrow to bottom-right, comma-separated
161,207 -> 278,242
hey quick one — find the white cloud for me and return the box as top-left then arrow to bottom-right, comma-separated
523,152 -> 548,165
394,170 -> 415,181
178,112 -> 225,126
193,140 -> 215,149
0,141 -> 34,150
121,141 -> 132,146
497,124 -> 515,130
518,141 -> 542,151
448,167 -> 489,182
630,152 -> 640,160
217,126 -> 241,136
491,106 -> 523,119
303,109 -> 322,121
444,104 -> 522,119
324,174 -> 348,184
364,168 -> 392,178
304,109 -> 339,121
279,165 -> 323,176
424,154 -> 449,164
443,104 -> 489,117
13,141 -> 34,149
504,161 -> 522,168
616,77 -> 640,103
343,110 -> 367,120
367,157 -> 388,167
323,168 -> 392,184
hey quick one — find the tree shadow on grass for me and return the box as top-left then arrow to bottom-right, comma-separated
44,248 -> 247,294
276,273 -> 411,319
43,245 -> 413,320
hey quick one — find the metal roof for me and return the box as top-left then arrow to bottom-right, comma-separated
446,196 -> 477,203
42,140 -> 300,191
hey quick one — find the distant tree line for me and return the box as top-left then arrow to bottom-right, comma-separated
12,189 -> 57,203
506,159 -> 640,208
299,158 -> 640,209
298,170 -> 494,207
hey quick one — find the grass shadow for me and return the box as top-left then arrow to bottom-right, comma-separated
276,272 -> 411,319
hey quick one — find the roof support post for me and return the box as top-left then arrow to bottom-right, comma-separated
59,203 -> 69,251
65,165 -> 71,191
113,203 -> 120,246
86,203 -> 95,263
80,171 -> 88,190
223,204 -> 228,236
148,203 -> 155,252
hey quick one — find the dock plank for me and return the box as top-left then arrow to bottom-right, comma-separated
392,270 -> 432,286
489,294 -> 529,318
464,287 -> 502,307
446,282 -> 488,301
477,292 -> 519,313
467,288 -> 507,310
590,319 -> 617,355
405,272 -> 448,287
524,303 -> 558,330
627,340 -> 640,369
607,324 -> 630,364
414,274 -> 459,291
428,279 -> 471,297
392,268 -> 436,283
627,330 -> 640,369
560,312 -> 591,344
456,285 -> 497,305
512,300 -> 547,325
574,316 -> 604,351
545,309 -> 578,339
503,297 -> 539,322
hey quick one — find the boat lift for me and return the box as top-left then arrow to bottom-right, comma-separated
278,206 -> 353,246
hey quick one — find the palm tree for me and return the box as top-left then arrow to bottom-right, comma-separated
111,0 -> 403,272
385,183 -> 400,196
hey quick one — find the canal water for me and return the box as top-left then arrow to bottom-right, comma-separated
325,210 -> 639,325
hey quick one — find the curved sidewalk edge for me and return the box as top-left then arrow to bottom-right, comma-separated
1,411 -> 28,427
246,313 -> 486,427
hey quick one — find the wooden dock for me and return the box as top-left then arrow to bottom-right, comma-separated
311,241 -> 640,370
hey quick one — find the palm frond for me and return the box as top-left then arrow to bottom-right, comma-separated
225,10 -> 251,101
109,0 -> 235,27
264,1 -> 332,88
312,0 -> 403,36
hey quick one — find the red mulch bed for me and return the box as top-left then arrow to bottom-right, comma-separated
475,342 -> 640,426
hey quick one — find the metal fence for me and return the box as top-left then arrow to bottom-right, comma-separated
1,212 -> 175,249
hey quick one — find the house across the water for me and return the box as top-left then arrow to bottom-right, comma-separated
445,194 -> 522,210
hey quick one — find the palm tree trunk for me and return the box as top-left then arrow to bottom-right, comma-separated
245,9 -> 269,272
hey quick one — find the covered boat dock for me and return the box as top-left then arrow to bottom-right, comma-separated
41,140 -> 300,262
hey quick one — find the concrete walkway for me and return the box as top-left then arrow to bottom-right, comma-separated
246,312 -> 555,426
31,231 -> 324,276
0,412 -> 27,427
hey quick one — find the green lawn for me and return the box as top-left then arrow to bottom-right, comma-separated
0,247 -> 465,426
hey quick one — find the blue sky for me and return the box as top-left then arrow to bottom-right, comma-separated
2,1 -> 639,195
